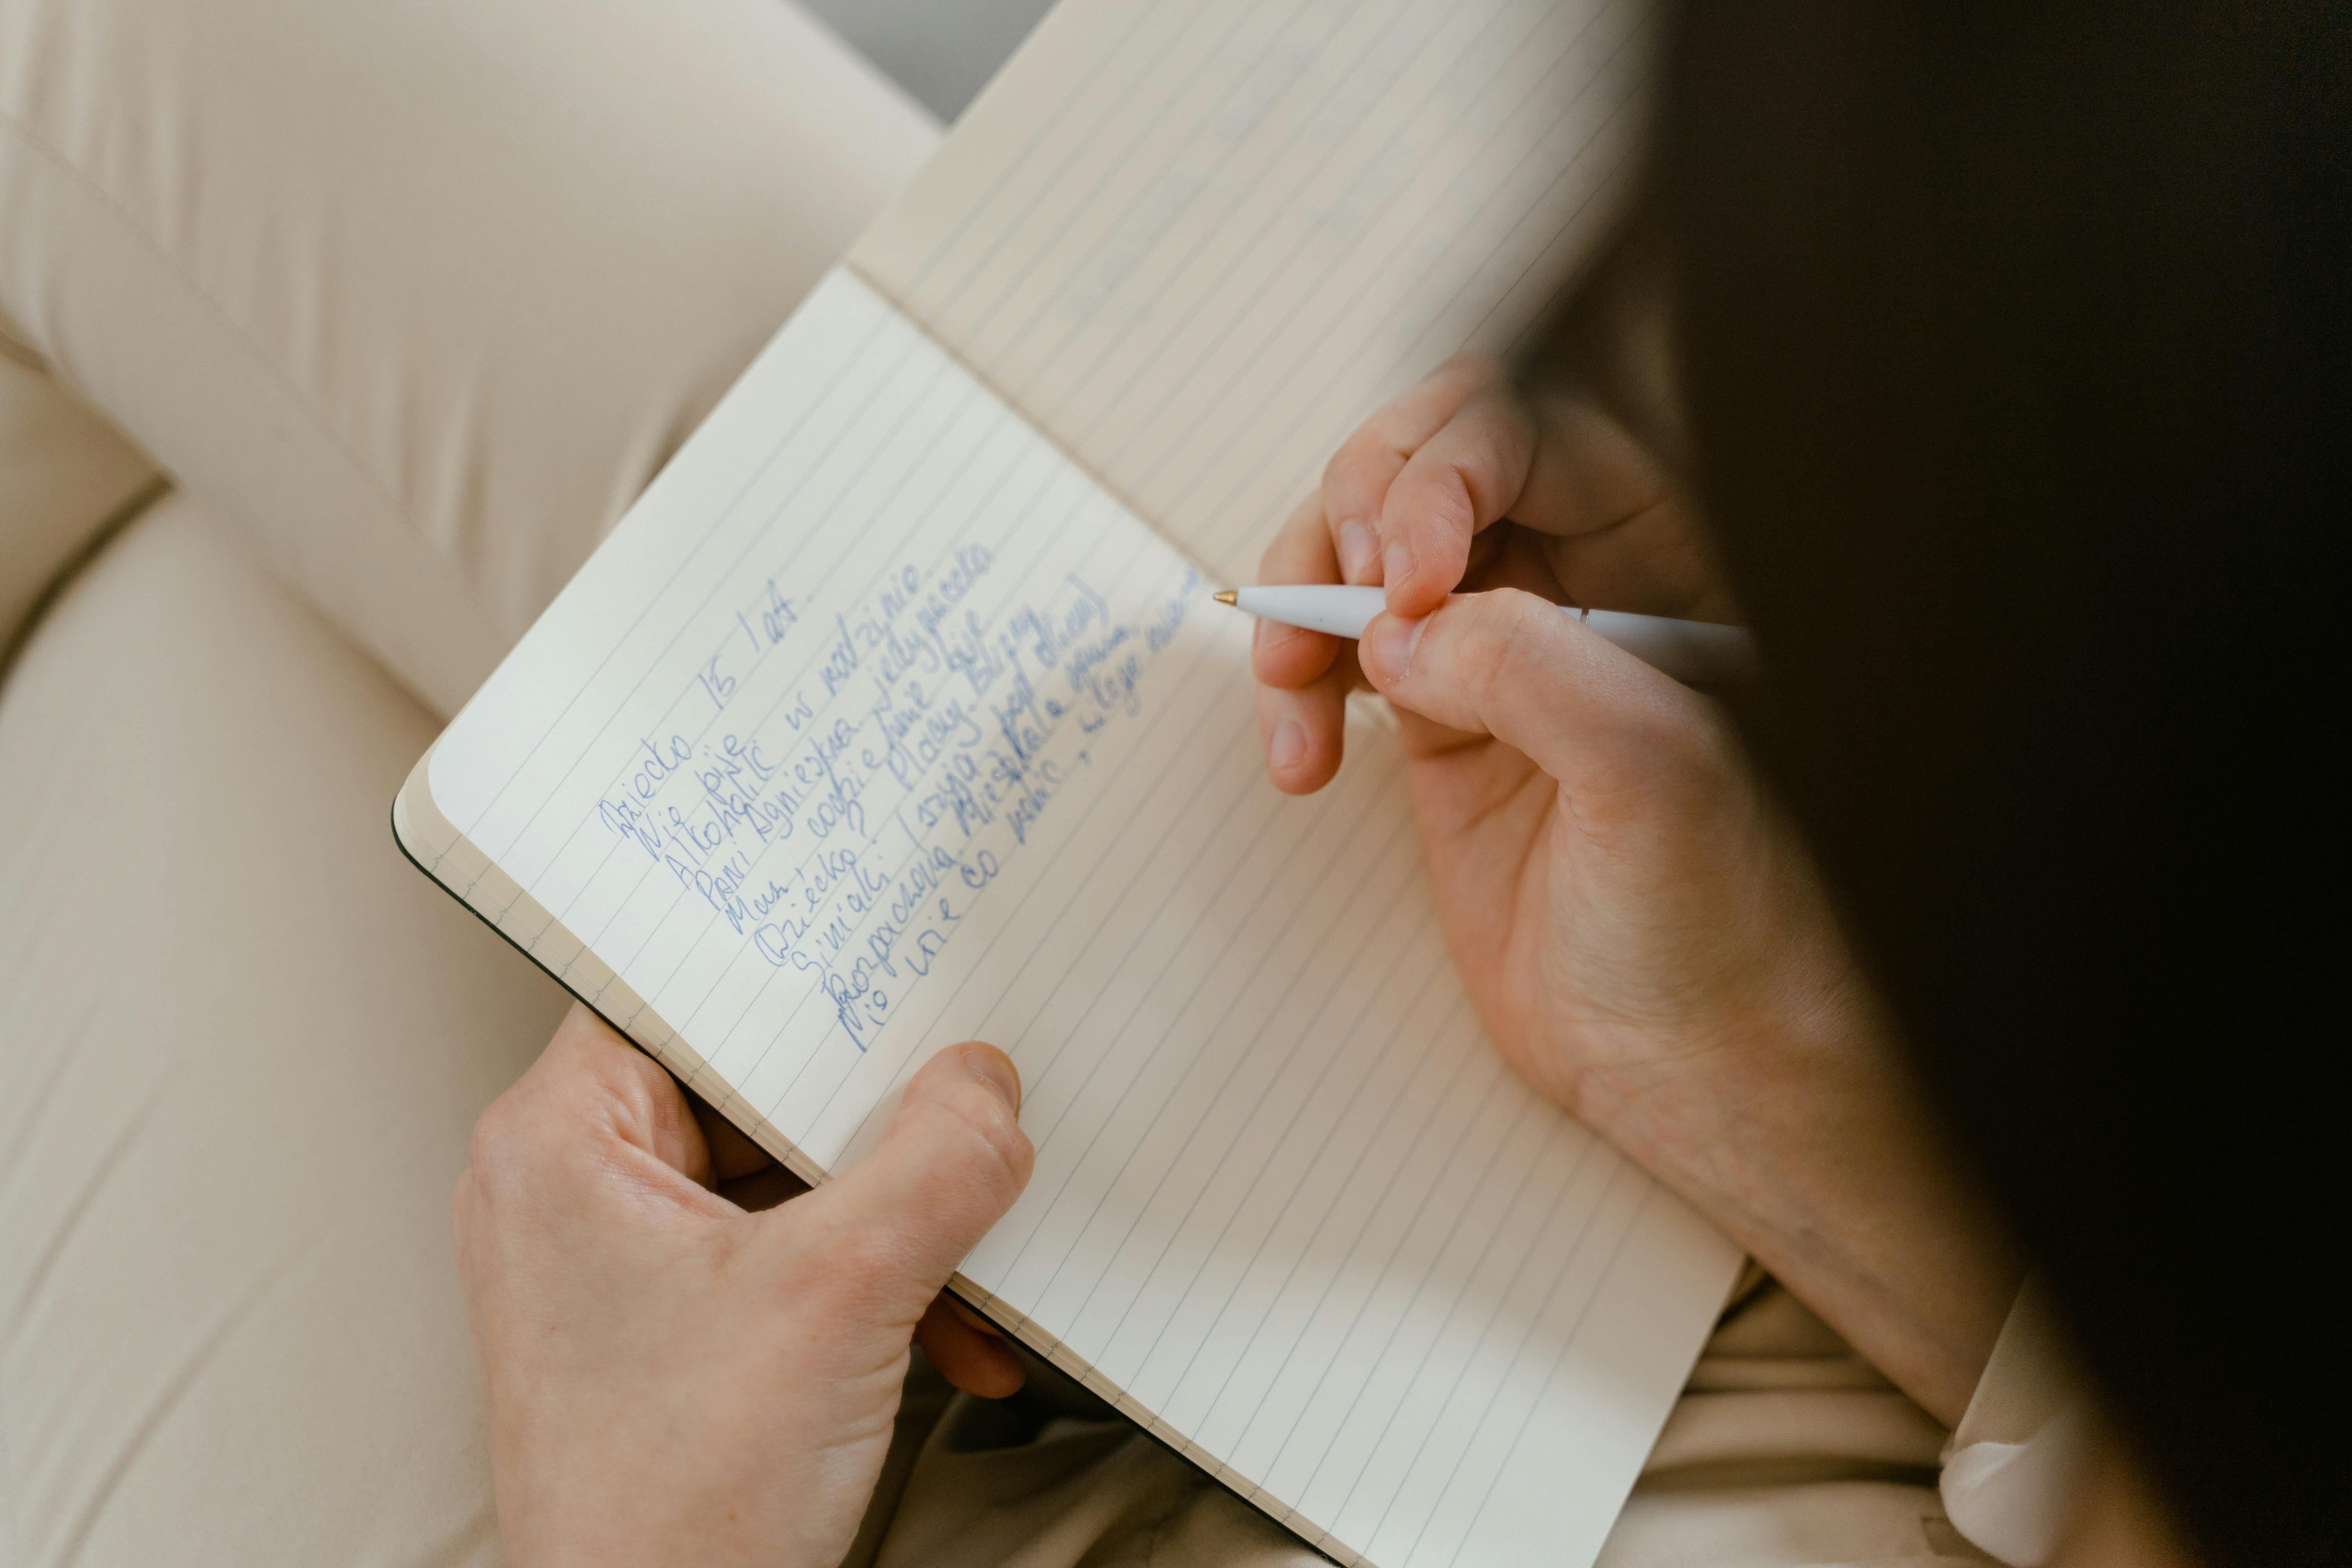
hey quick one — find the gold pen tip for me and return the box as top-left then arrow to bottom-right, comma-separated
1213,588 -> 1238,606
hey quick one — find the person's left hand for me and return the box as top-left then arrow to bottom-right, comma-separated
453,1004 -> 1033,1568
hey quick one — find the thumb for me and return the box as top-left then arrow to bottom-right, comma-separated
1356,588 -> 1711,784
799,1043 -> 1033,1323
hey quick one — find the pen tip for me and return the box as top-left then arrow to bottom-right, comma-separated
1213,588 -> 1238,606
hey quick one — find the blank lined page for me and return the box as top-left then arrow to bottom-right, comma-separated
850,0 -> 1654,590
428,270 -> 1735,1568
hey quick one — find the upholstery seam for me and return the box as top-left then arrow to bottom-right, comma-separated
0,473 -> 171,688
0,104 -> 436,560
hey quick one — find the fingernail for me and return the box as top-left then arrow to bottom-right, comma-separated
1336,519 -> 1379,583
959,1045 -> 1022,1113
1382,538 -> 1416,592
1269,719 -> 1307,771
1358,614 -> 1426,686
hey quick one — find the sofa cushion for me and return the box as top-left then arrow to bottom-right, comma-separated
0,0 -> 938,720
0,494 -> 565,1566
0,344 -> 159,666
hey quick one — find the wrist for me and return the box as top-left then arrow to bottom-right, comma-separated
1573,976 -> 2020,1425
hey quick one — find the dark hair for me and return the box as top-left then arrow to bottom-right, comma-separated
1657,3 -> 2346,1562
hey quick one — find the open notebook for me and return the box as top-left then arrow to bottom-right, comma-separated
392,2 -> 1742,1564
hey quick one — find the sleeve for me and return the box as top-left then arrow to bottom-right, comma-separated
1940,1276 -> 2095,1565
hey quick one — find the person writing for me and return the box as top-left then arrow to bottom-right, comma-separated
454,9 -> 2336,1566
7,0 -> 2324,1562
450,348 -> 2064,1564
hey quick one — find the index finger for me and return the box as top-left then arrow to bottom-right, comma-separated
1252,490 -> 1347,691
1321,354 -> 1539,620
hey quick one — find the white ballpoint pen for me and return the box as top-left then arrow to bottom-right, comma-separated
1214,583 -> 1759,686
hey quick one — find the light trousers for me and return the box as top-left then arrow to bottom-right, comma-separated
0,0 -> 1989,1561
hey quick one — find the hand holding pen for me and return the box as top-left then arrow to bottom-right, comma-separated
1246,350 -> 1750,796
1240,353 -> 2010,1425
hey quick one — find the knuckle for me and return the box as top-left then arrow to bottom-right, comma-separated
1412,470 -> 1480,541
1324,426 -> 1394,495
1457,413 -> 1530,501
466,1092 -> 525,1183
1262,492 -> 1328,574
464,1121 -> 532,1214
464,1070 -> 597,1203
918,1078 -> 1035,1197
1455,590 -> 1545,705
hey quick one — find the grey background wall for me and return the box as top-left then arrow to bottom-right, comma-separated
797,0 -> 1059,122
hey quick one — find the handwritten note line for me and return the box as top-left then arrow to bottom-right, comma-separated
804,700 -> 1275,1158
715,517 -> 1214,1114
430,273 -> 1251,1170
617,442 -> 1097,1058
452,309 -> 901,848
479,328 -> 950,935
536,315 -> 1204,1114
781,639 -> 1270,1152
541,347 -> 984,940
704,519 -> 1203,1122
466,311 -> 914,858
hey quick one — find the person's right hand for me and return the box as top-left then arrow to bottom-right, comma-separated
1252,356 -> 2019,1425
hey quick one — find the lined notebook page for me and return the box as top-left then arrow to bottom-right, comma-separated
426,270 -> 1735,1568
849,0 -> 1654,589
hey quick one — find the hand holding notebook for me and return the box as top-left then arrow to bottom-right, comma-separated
453,1009 -> 1036,1568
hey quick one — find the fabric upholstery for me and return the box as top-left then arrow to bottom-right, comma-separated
0,0 -> 939,718
0,497 -> 564,1566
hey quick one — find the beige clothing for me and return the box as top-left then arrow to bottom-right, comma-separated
1940,1283 -> 2092,1567
1,0 -> 2059,1561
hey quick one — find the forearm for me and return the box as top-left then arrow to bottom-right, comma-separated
1586,987 -> 2022,1426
